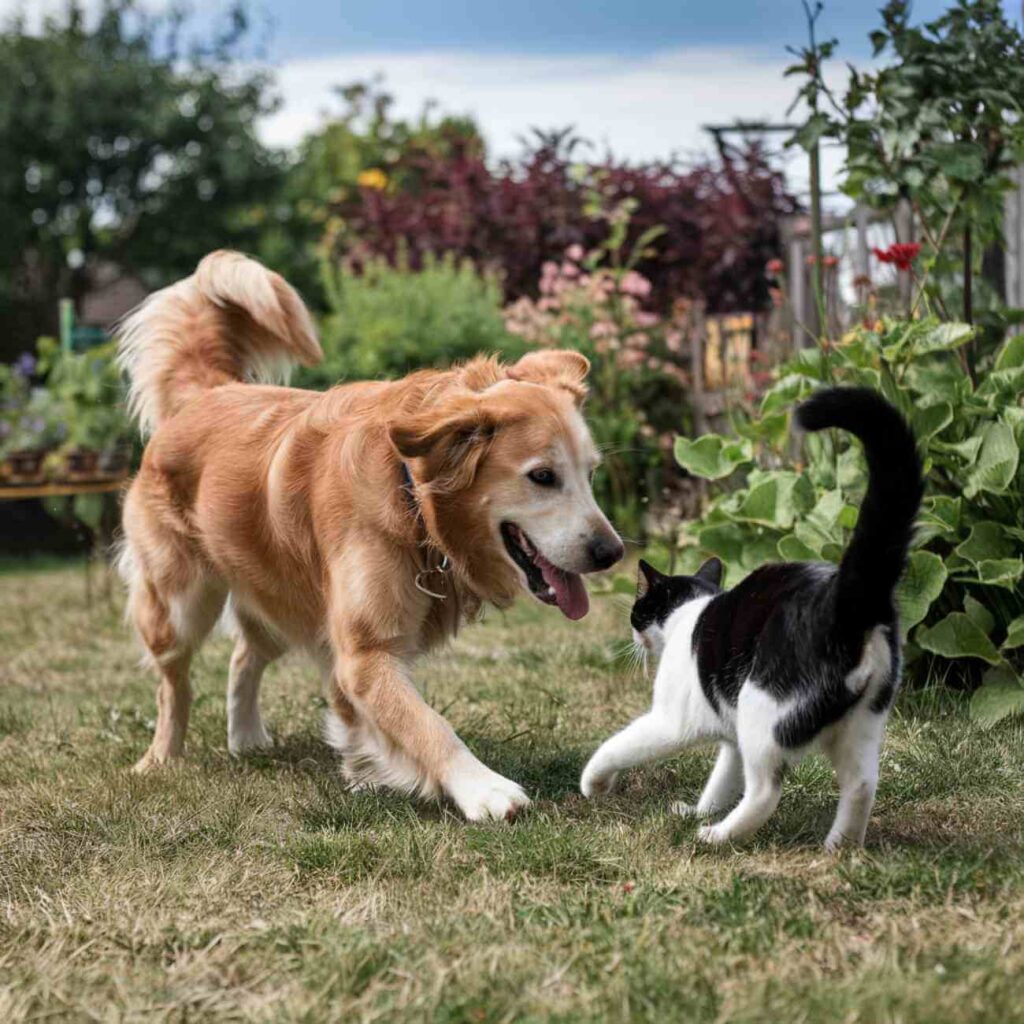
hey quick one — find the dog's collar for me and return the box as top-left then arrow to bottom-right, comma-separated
399,461 -> 451,597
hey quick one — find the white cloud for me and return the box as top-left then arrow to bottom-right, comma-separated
263,47 -> 849,203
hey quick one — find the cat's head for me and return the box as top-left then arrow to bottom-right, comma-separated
630,557 -> 724,659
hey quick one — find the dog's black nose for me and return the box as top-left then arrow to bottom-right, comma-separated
588,535 -> 624,571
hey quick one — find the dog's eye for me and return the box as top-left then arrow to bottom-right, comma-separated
527,467 -> 558,487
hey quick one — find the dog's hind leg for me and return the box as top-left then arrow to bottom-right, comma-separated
122,543 -> 226,772
226,608 -> 285,756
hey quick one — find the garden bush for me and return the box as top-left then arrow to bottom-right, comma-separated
296,253 -> 527,390
673,319 -> 1023,724
321,123 -> 795,315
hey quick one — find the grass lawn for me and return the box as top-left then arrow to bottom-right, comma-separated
1,562 -> 1023,1022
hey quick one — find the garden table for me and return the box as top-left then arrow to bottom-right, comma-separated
0,476 -> 128,604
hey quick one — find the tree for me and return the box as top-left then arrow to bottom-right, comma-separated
0,0 -> 286,360
270,79 -> 486,306
845,0 -> 1024,333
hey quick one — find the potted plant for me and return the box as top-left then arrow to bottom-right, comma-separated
36,337 -> 131,481
0,390 -> 66,482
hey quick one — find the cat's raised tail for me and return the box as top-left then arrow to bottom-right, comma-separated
796,387 -> 923,634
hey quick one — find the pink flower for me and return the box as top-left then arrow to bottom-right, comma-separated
634,311 -> 659,328
766,258 -> 784,276
566,244 -> 584,262
560,261 -> 579,278
619,271 -> 652,299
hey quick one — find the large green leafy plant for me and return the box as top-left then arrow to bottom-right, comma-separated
296,253 -> 526,391
675,320 -> 1023,724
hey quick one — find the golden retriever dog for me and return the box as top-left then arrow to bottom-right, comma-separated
116,251 -> 623,820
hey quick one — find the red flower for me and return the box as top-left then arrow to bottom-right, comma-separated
823,254 -> 839,269
766,258 -> 784,276
872,243 -> 921,272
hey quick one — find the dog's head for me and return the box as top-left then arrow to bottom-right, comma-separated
390,351 -> 624,619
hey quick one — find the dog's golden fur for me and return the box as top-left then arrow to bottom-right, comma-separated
117,251 -> 621,819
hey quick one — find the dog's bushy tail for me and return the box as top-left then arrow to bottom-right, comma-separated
118,250 -> 322,434
796,387 -> 923,631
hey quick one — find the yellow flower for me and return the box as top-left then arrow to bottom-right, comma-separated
357,168 -> 388,191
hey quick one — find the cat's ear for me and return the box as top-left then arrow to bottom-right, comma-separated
695,557 -> 724,588
636,559 -> 663,598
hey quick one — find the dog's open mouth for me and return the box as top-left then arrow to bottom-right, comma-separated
500,523 -> 589,620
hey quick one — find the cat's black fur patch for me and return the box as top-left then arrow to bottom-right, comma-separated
633,387 -> 921,750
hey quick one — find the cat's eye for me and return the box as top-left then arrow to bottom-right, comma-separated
527,467 -> 558,487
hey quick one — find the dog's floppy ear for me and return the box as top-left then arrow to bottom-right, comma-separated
508,349 -> 590,405
389,396 -> 499,490
695,557 -> 724,588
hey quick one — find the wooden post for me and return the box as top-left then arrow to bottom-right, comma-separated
854,204 -> 870,280
59,298 -> 75,353
808,141 -> 824,341
688,301 -> 708,436
1006,164 -> 1024,335
895,200 -> 914,309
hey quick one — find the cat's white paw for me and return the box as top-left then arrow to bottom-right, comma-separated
580,762 -> 618,798
697,823 -> 732,845
823,830 -> 863,853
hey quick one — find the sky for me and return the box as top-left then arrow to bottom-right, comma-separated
4,0 -> 1023,201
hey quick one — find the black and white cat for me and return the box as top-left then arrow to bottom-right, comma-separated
580,387 -> 923,850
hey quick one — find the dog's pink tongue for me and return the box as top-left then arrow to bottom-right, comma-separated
538,557 -> 590,620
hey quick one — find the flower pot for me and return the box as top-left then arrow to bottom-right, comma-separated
63,446 -> 100,479
4,449 -> 47,484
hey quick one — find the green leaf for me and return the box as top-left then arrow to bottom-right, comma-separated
696,524 -> 746,565
974,559 -> 1024,590
934,435 -> 982,464
778,534 -> 819,562
1002,616 -> 1024,651
970,665 -> 1024,728
915,495 -> 960,546
674,434 -> 753,480
956,522 -> 1014,565
911,322 -> 974,355
917,612 -> 1001,665
929,142 -> 984,182
965,422 -> 1019,498
911,401 -> 953,443
792,112 -> 834,152
921,495 -> 961,531
995,333 -> 1024,370
739,530 -> 784,571
807,489 -> 845,539
963,595 -> 995,635
896,551 -> 948,635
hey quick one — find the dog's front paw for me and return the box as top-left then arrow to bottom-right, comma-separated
228,720 -> 273,756
446,757 -> 530,822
